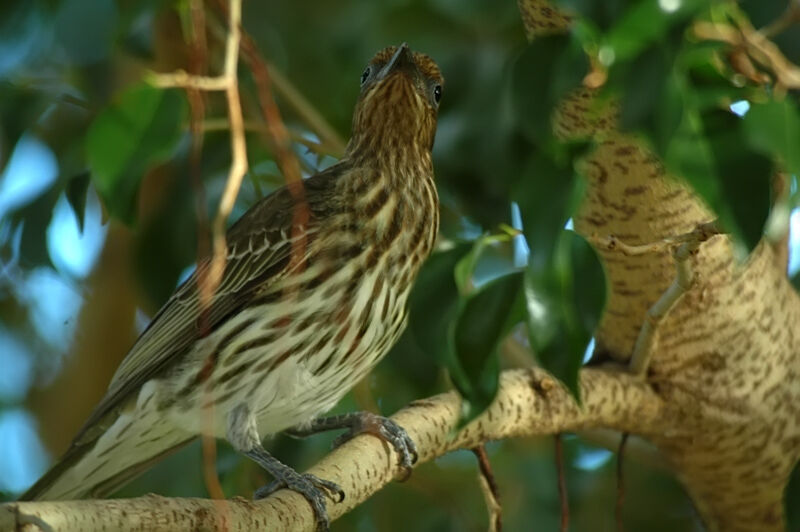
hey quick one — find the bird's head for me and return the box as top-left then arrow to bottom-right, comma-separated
349,43 -> 444,156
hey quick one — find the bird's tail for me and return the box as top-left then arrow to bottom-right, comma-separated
20,408 -> 193,501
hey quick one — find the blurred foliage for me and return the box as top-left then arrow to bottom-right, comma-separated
1,0 -> 799,529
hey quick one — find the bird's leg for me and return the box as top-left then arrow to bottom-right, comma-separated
227,404 -> 344,532
287,412 -> 418,479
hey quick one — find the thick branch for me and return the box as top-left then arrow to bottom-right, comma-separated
1,368 -> 666,532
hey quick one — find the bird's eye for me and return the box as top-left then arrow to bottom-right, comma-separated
433,84 -> 442,105
360,67 -> 371,86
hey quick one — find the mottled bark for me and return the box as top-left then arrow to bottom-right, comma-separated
519,1 -> 800,529
1,368 -> 665,531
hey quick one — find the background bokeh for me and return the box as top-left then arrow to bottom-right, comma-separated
1,0 -> 799,530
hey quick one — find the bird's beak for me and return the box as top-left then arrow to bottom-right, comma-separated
379,43 -> 414,80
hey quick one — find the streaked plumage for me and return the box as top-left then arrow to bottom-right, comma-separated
22,43 -> 443,530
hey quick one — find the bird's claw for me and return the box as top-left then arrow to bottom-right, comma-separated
331,413 -> 418,480
254,470 -> 344,531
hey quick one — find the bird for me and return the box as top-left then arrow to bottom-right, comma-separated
21,43 -> 444,531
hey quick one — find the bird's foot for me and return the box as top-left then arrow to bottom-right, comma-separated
331,412 -> 418,480
254,467 -> 344,532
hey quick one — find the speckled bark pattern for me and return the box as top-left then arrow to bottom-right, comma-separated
1,368 -> 666,532
519,1 -> 800,530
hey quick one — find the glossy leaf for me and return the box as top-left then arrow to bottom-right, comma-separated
408,244 -> 472,365
742,100 -> 800,177
450,272 -> 524,423
513,144 -> 589,270
702,109 -> 772,251
86,82 -> 187,224
454,231 -> 517,295
511,35 -> 589,143
603,0 -> 707,64
525,231 -> 606,400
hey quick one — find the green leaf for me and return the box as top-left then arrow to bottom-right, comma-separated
665,103 -> 771,253
408,244 -> 472,365
511,35 -> 589,143
742,100 -> 800,177
450,272 -> 524,424
86,82 -> 187,224
702,109 -> 772,251
513,143 -> 589,269
65,171 -> 91,233
550,0 -> 632,32
603,0 -> 707,64
454,231 -> 516,295
615,44 -> 683,154
664,107 -> 718,201
11,184 -> 60,268
524,231 -> 606,400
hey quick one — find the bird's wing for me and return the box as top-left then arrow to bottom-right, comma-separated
20,165 -> 349,501
78,164 -> 346,443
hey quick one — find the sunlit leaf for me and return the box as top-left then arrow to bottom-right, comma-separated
86,82 -> 187,224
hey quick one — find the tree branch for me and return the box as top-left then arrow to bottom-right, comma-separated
1,367 -> 666,532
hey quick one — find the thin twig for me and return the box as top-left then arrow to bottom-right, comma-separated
210,0 -> 344,152
212,0 -> 310,274
587,221 -> 721,257
204,5 -> 345,158
555,434 -> 569,532
187,0 -> 210,274
183,0 -> 225,504
761,0 -> 800,37
201,118 -> 339,157
628,222 -> 722,375
692,15 -> 800,89
472,446 -> 502,532
267,64 -> 347,157
209,0 -> 247,296
149,70 -> 229,91
616,433 -> 629,532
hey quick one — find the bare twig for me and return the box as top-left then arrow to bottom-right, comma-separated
149,71 -> 229,90
182,0 -> 225,504
616,433 -> 629,532
201,118 -> 340,157
761,0 -> 800,37
208,0 -> 247,299
207,0 -> 345,158
555,434 -> 569,532
590,222 -> 722,377
692,14 -> 800,89
472,445 -> 502,532
587,221 -> 721,257
267,65 -> 346,157
150,0 -> 248,306
211,0 -> 310,274
628,222 -> 722,375
186,0 -> 211,281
